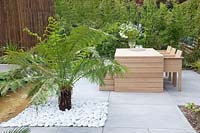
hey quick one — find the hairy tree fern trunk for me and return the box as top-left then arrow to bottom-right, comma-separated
58,86 -> 72,111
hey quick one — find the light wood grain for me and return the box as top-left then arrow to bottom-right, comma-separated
99,85 -> 114,91
116,72 -> 163,78
115,87 -> 163,92
115,78 -> 163,83
116,58 -> 163,63
99,74 -> 114,91
163,50 -> 183,91
118,62 -> 163,67
115,82 -> 163,88
126,67 -> 163,72
113,48 -> 164,92
164,58 -> 182,72
103,80 -> 114,85
115,48 -> 163,57
170,48 -> 176,55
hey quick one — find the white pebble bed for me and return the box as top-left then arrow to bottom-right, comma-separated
0,98 -> 109,127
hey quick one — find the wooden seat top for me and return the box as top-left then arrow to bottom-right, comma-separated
115,48 -> 163,58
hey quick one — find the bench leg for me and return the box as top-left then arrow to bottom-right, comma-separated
166,72 -> 168,78
178,71 -> 182,91
168,72 -> 171,81
172,72 -> 177,87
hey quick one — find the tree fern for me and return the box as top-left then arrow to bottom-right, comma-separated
0,17 -> 126,110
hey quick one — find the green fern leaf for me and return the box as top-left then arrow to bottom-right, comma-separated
3,127 -> 30,133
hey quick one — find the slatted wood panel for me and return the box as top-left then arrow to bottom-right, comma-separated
164,58 -> 183,72
114,49 -> 164,92
0,0 -> 54,53
0,0 -> 21,48
99,75 -> 114,91
163,56 -> 183,91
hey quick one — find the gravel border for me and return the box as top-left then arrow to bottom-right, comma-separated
0,98 -> 109,127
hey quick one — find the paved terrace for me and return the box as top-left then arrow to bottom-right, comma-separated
0,64 -> 199,133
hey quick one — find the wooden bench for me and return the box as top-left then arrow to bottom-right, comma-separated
164,50 -> 183,91
157,46 -> 172,55
158,46 -> 177,80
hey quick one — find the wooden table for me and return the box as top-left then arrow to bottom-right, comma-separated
114,48 -> 164,92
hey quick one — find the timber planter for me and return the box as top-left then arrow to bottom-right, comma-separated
100,48 -> 164,92
99,75 -> 114,91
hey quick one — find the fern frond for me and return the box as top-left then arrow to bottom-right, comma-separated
3,127 -> 30,133
0,18 -> 127,107
0,69 -> 28,96
28,78 -> 57,105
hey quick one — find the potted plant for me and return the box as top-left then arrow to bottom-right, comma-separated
0,17 -> 126,111
119,21 -> 144,49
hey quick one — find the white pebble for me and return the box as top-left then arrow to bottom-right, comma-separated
0,98 -> 108,127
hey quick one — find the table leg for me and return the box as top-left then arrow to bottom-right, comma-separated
172,72 -> 177,87
166,72 -> 168,78
168,72 -> 171,81
178,71 -> 182,91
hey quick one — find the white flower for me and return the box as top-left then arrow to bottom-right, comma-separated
138,24 -> 142,28
119,31 -> 128,39
119,21 -> 142,40
104,60 -> 113,66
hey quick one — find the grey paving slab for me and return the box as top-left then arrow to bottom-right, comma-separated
166,70 -> 200,105
73,78 -> 110,101
149,128 -> 195,133
103,127 -> 148,133
169,95 -> 200,105
0,64 -> 15,72
105,104 -> 193,131
167,70 -> 200,94
0,127 -> 57,133
0,127 -> 103,133
55,127 -> 102,133
109,92 -> 174,105
30,127 -> 58,133
0,66 -> 198,132
166,81 -> 200,95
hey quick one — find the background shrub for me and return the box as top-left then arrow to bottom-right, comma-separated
55,0 -> 200,66
55,0 -> 137,29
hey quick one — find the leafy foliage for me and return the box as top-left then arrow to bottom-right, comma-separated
189,60 -> 200,73
55,0 -> 136,58
0,68 -> 29,96
195,61 -> 200,72
178,0 -> 200,67
3,127 -> 30,133
55,0 -> 200,57
4,42 -> 18,51
179,0 -> 200,38
96,38 -> 124,59
55,0 -> 200,59
183,48 -> 200,67
138,0 -> 185,49
55,0 -> 137,29
96,22 -> 128,59
186,103 -> 200,114
0,17 -> 126,107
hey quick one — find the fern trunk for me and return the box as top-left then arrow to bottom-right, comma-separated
58,86 -> 72,111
